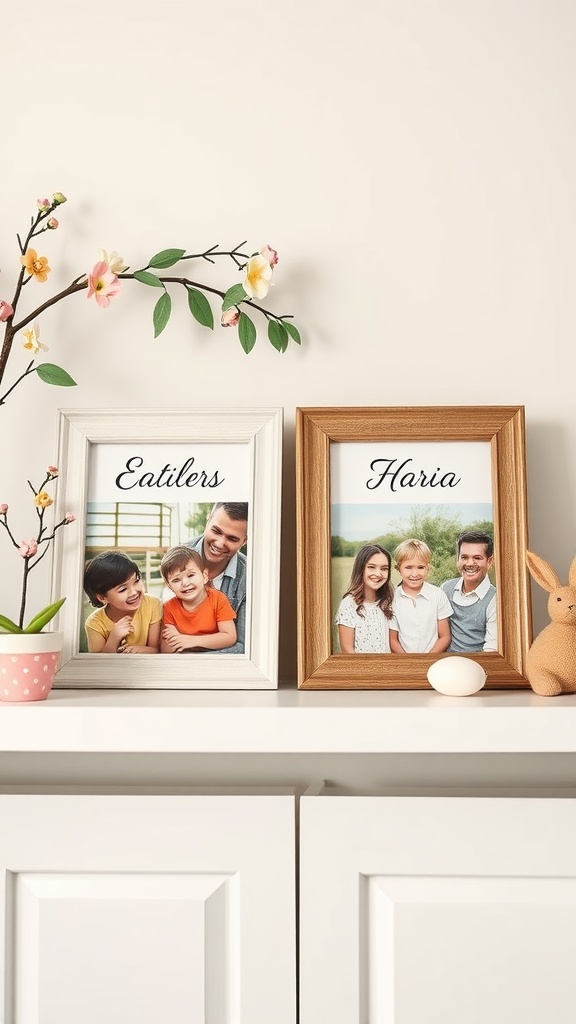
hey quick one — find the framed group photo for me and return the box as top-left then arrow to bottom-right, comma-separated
52,407 -> 283,689
296,406 -> 532,689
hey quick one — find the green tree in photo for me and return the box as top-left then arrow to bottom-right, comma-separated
331,535 -> 358,557
184,503 -> 213,537
385,508 -> 495,585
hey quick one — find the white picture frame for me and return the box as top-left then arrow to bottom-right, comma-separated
51,407 -> 282,689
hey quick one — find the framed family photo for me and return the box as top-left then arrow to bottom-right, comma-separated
296,406 -> 532,689
51,407 -> 282,689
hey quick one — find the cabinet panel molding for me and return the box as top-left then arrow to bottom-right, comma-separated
0,793 -> 296,1024
300,794 -> 576,1024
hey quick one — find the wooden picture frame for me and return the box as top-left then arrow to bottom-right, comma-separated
51,407 -> 282,689
296,406 -> 531,689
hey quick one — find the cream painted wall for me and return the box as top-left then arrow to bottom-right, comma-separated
2,1 -> 575,682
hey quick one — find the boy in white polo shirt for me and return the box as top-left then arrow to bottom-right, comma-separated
389,539 -> 453,654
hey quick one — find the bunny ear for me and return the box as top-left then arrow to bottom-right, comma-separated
569,555 -> 576,588
526,551 -> 561,593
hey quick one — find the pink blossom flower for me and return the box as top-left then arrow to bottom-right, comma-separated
243,254 -> 273,300
64,512 -> 76,523
86,261 -> 121,309
221,307 -> 241,328
47,217 -> 59,230
18,539 -> 39,558
0,504 -> 8,515
0,301 -> 14,322
47,466 -> 58,477
37,198 -> 51,212
260,244 -> 278,267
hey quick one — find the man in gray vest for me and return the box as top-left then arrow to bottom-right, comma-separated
441,531 -> 497,652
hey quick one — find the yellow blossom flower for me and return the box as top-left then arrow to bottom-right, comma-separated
23,322 -> 48,355
34,491 -> 53,509
243,254 -> 273,299
21,249 -> 51,282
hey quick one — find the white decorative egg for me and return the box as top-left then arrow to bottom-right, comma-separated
427,656 -> 487,696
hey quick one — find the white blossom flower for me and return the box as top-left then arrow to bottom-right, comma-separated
97,249 -> 128,274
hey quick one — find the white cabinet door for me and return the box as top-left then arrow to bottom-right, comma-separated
300,793 -> 576,1024
0,793 -> 296,1024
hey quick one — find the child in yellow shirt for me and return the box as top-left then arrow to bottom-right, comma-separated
84,550 -> 162,653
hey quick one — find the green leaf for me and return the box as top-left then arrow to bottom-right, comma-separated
133,270 -> 165,288
148,248 -> 186,269
222,283 -> 247,311
268,320 -> 289,353
238,312 -> 257,354
0,613 -> 23,634
187,288 -> 214,330
283,321 -> 302,345
35,363 -> 77,387
153,292 -> 172,338
23,597 -> 66,634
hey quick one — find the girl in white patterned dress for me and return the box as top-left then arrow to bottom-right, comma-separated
335,544 -> 394,653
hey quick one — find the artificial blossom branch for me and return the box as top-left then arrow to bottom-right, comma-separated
0,467 -> 75,633
0,194 -> 302,406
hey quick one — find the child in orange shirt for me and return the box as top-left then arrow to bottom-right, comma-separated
160,545 -> 237,653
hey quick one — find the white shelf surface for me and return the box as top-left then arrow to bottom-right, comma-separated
1,685 -> 576,754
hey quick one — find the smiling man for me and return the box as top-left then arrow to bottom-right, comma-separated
186,502 -> 248,654
441,531 -> 497,653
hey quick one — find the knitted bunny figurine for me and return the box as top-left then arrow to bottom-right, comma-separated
525,551 -> 576,696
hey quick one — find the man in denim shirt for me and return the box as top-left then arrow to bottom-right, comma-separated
187,502 -> 247,654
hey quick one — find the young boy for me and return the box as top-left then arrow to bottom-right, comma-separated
389,539 -> 453,654
160,546 -> 237,653
441,531 -> 497,652
186,501 -> 248,655
83,550 -> 162,653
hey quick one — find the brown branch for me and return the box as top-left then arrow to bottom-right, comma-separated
0,259 -> 293,395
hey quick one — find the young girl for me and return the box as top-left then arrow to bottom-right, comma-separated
83,551 -> 162,653
335,544 -> 394,653
160,546 -> 237,653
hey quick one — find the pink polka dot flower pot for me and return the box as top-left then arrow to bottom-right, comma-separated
0,631 -> 62,702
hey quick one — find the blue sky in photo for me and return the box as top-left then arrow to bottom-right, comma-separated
331,502 -> 493,541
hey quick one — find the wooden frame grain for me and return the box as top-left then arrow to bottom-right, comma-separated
296,406 -> 531,689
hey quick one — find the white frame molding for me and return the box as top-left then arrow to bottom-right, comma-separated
51,407 -> 282,689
